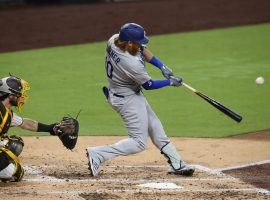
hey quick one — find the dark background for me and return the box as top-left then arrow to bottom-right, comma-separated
0,0 -> 114,5
1,0 -> 270,52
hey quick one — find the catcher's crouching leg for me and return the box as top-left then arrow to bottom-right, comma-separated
0,148 -> 24,182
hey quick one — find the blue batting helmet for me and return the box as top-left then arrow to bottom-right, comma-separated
119,23 -> 149,45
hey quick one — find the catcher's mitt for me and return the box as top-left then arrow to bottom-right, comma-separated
55,117 -> 79,150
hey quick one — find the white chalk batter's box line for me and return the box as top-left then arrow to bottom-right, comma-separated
25,164 -> 226,177
108,159 -> 270,170
215,159 -> 270,171
23,174 -> 269,196
24,160 -> 270,184
22,160 -> 270,197
29,159 -> 270,172
24,177 -> 236,184
0,188 -> 268,195
24,164 -> 234,184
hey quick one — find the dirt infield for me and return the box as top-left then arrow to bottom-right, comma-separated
1,0 -> 270,52
0,133 -> 269,200
1,1 -> 270,199
224,163 -> 270,191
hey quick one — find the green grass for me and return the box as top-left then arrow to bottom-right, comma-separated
1,23 -> 270,137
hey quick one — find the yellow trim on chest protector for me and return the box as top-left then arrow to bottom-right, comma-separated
0,147 -> 22,171
0,147 -> 21,163
0,108 -> 12,132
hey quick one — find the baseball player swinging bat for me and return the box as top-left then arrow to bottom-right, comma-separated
182,82 -> 242,123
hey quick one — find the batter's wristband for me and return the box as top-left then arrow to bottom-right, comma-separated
37,122 -> 56,135
149,56 -> 164,69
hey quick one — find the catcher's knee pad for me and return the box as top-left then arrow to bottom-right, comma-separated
0,135 -> 24,156
0,148 -> 24,182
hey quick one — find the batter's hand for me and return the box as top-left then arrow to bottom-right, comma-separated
169,76 -> 183,87
161,66 -> 173,79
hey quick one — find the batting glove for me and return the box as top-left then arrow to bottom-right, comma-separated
170,76 -> 183,87
161,66 -> 173,79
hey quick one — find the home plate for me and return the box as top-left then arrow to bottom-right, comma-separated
138,182 -> 183,189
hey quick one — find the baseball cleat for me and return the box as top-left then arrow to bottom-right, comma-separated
168,163 -> 195,176
86,148 -> 100,177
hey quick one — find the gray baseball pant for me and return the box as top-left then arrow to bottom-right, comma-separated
90,92 -> 171,164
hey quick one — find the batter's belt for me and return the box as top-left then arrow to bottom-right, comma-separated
102,86 -> 141,100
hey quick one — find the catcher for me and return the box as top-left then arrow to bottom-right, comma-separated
0,75 -> 79,182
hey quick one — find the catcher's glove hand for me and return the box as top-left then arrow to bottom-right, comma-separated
54,117 -> 79,150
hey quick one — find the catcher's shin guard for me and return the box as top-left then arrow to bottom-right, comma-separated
0,148 -> 24,182
161,143 -> 194,176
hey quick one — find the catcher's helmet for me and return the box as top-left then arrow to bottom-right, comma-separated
0,76 -> 30,112
0,76 -> 23,97
119,23 -> 149,45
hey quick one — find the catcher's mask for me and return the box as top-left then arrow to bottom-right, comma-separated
0,76 -> 30,112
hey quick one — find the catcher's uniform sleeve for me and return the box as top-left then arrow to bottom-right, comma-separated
11,113 -> 23,127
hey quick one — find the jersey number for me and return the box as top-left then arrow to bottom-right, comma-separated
106,60 -> 113,79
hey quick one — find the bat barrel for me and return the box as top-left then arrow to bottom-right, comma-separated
195,91 -> 242,123
183,82 -> 242,123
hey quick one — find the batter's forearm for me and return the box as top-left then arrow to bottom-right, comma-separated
144,49 -> 174,80
142,79 -> 170,90
143,48 -> 165,69
143,47 -> 153,62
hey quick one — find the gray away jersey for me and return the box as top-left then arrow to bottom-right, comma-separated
105,34 -> 151,96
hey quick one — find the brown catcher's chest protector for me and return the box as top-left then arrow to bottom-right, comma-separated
0,101 -> 13,136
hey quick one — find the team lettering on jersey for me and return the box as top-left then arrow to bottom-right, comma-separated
106,46 -> 120,64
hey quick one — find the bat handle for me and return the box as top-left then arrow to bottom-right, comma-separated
182,82 -> 197,93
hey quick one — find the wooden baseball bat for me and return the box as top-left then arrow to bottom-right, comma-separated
182,82 -> 242,123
